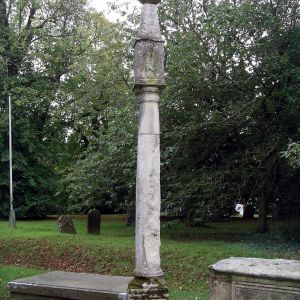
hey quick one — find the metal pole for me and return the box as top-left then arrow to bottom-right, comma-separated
8,92 -> 16,228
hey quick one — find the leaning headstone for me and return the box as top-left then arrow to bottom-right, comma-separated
243,205 -> 255,219
87,209 -> 101,235
57,215 -> 76,234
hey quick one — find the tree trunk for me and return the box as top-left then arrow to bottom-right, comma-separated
257,178 -> 276,233
257,156 -> 280,233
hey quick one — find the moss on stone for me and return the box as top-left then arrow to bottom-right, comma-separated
127,277 -> 169,299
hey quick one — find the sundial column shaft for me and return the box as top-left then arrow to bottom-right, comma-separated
135,85 -> 162,278
128,0 -> 168,299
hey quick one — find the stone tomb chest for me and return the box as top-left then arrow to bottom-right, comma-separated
9,271 -> 133,300
209,257 -> 300,300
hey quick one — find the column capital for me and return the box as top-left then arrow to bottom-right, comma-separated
135,86 -> 161,105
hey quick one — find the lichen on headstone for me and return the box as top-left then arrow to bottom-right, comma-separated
57,215 -> 76,234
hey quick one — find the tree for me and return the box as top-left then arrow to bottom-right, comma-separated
52,13 -> 137,217
0,0 -> 99,217
157,0 -> 300,229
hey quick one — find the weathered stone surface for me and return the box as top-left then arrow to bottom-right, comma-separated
134,40 -> 165,87
134,1 -> 165,88
210,257 -> 300,300
87,209 -> 101,235
134,86 -> 164,279
57,215 -> 76,234
232,282 -> 300,300
134,0 -> 166,284
211,257 -> 300,280
131,0 -> 168,298
127,277 -> 169,300
137,4 -> 162,40
9,271 -> 133,300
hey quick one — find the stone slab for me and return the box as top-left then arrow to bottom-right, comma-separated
209,258 -> 300,300
9,271 -> 133,300
210,257 -> 300,281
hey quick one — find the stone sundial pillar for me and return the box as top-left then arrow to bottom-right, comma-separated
128,0 -> 168,299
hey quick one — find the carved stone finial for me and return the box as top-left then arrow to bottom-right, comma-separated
134,0 -> 165,87
137,3 -> 162,40
139,0 -> 161,4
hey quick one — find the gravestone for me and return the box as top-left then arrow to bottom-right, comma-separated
57,215 -> 76,234
243,205 -> 255,219
87,209 -> 101,235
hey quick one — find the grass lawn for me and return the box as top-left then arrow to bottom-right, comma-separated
0,216 -> 299,299
0,265 -> 45,300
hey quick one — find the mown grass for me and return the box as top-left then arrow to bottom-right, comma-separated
0,217 -> 299,300
0,265 -> 44,300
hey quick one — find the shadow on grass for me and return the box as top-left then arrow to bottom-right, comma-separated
161,218 -> 257,243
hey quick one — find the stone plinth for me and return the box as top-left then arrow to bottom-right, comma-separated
209,257 -> 300,300
128,277 -> 169,299
9,271 -> 133,300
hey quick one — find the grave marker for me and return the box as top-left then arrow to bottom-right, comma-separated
87,209 -> 101,235
57,215 -> 76,234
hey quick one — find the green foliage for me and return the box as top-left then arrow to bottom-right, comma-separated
282,142 -> 300,169
157,0 -> 300,226
54,16 -> 137,213
0,0 -> 128,217
62,104 -> 137,213
0,0 -> 92,217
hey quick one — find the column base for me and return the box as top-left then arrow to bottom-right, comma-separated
127,277 -> 169,299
